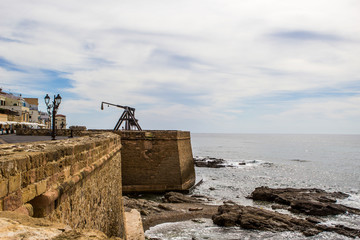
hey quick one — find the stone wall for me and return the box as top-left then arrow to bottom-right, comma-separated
15,128 -> 86,137
0,132 -> 125,238
119,130 -> 195,192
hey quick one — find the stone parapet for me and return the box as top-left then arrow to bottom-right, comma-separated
0,132 -> 125,238
15,128 -> 87,136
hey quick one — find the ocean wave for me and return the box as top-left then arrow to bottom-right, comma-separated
194,156 -> 274,169
337,193 -> 360,209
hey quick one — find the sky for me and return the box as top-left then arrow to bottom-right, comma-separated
0,0 -> 359,134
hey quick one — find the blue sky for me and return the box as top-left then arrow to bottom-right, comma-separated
0,0 -> 359,134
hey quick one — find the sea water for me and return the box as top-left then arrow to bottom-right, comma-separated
145,134 -> 360,239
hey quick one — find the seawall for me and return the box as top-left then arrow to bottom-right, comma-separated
1,129 -> 196,238
0,132 -> 126,238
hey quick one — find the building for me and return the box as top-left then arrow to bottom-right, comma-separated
55,114 -> 66,129
0,108 -> 18,121
0,113 -> 7,122
39,111 -> 50,128
24,98 -> 40,123
0,93 -> 5,106
0,89 -> 29,122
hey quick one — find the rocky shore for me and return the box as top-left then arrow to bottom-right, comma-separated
125,188 -> 360,239
123,192 -> 218,231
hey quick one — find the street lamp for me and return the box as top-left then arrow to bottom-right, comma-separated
44,94 -> 62,140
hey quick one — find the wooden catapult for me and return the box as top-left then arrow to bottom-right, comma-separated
101,101 -> 142,130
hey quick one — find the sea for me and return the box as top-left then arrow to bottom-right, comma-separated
145,133 -> 360,240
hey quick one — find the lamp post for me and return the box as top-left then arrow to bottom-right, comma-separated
44,94 -> 62,140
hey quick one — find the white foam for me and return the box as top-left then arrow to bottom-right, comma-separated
337,193 -> 360,209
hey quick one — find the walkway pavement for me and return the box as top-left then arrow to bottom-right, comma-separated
0,134 -> 71,144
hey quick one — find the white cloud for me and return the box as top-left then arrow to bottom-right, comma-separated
0,0 -> 359,133
265,96 -> 360,120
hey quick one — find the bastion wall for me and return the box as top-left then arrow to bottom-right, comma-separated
119,130 -> 195,192
0,132 -> 125,238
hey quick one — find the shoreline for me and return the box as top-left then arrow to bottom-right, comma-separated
141,202 -> 219,231
126,187 -> 360,239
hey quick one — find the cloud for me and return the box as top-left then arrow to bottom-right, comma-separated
263,96 -> 360,123
0,57 -> 26,72
1,0 -> 360,133
0,36 -> 24,43
269,30 -> 344,42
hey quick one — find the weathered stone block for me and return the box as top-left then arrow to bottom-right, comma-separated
22,184 -> 36,203
45,150 -> 60,163
8,174 -> 21,193
25,157 -> 31,170
14,154 -> 29,172
30,152 -> 47,168
22,169 -> 36,185
4,189 -> 22,211
35,180 -> 47,196
45,163 -> 53,177
50,161 -> 60,174
63,166 -> 71,180
0,179 -> 9,198
64,155 -> 73,166
35,166 -> 45,181
0,160 -> 17,178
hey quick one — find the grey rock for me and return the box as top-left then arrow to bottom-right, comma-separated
212,204 -> 360,238
249,186 -> 360,216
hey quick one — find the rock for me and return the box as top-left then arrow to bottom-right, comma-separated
162,192 -> 202,204
123,196 -> 163,216
290,199 -> 348,216
212,204 -> 360,238
191,194 -> 208,198
193,157 -> 226,168
125,209 -> 145,240
306,217 -> 322,224
157,204 -> 174,211
140,210 -> 149,216
223,200 -> 237,205
191,194 -> 214,202
209,187 -> 216,191
328,225 -> 360,239
249,186 -> 360,216
189,207 -> 203,211
192,219 -> 206,223
271,204 -> 289,210
290,159 -> 310,162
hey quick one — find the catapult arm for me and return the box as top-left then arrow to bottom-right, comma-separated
101,101 -> 135,111
101,101 -> 141,131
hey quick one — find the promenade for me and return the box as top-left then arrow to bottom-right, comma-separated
0,134 -> 70,144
